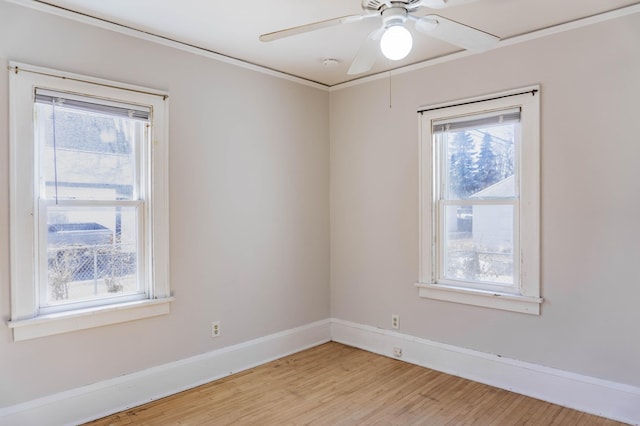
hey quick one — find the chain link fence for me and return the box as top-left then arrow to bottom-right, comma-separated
47,243 -> 137,301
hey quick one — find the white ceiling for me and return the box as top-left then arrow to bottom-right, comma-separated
31,0 -> 640,87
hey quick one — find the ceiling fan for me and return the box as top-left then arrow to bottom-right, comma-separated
259,0 -> 499,75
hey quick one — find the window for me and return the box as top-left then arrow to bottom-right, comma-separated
8,63 -> 171,340
416,87 -> 541,314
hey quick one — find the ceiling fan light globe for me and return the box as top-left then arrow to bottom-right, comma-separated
380,25 -> 413,60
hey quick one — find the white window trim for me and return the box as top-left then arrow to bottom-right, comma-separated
415,86 -> 542,315
7,62 -> 172,340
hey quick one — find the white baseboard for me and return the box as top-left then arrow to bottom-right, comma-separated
331,318 -> 640,425
0,319 -> 331,426
2,318 -> 639,425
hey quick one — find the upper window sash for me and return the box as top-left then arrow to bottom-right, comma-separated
34,89 -> 149,203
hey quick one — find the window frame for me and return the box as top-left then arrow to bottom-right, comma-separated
35,89 -> 149,314
416,87 -> 542,315
8,62 -> 172,340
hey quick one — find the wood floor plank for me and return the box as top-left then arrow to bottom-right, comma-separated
85,342 -> 626,426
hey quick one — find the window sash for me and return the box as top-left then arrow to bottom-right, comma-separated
36,199 -> 147,314
435,199 -> 520,292
34,89 -> 150,313
34,95 -> 147,203
432,108 -> 522,293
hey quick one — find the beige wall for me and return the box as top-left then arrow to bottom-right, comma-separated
0,2 -> 329,406
330,13 -> 640,386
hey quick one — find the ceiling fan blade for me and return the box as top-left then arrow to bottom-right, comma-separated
347,27 -> 385,75
260,14 -> 367,42
417,0 -> 479,9
415,15 -> 499,52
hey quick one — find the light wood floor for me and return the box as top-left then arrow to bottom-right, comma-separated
86,342 -> 625,425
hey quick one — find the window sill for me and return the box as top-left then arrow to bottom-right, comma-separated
7,297 -> 174,341
415,283 -> 542,315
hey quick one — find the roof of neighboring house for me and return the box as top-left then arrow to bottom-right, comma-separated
470,175 -> 515,199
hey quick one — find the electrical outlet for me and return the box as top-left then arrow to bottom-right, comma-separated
393,347 -> 403,358
391,314 -> 399,329
211,321 -> 221,337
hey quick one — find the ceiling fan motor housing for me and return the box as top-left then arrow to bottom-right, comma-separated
362,0 -> 422,12
381,5 -> 409,28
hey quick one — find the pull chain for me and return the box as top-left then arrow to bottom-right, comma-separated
388,72 -> 392,109
51,98 -> 60,204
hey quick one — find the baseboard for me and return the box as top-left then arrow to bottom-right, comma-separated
0,319 -> 331,426
331,318 -> 640,425
3,318 -> 638,425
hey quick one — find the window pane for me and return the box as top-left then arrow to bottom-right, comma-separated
442,122 -> 517,200
35,102 -> 142,201
442,204 -> 514,285
45,205 -> 141,306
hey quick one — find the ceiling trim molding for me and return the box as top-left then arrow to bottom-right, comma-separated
4,0 -> 639,91
330,2 -> 640,91
3,0 -> 331,91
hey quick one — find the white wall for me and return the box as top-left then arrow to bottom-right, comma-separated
330,12 -> 640,387
0,1 -> 329,407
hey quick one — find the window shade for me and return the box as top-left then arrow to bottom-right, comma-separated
433,108 -> 520,134
35,88 -> 150,121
